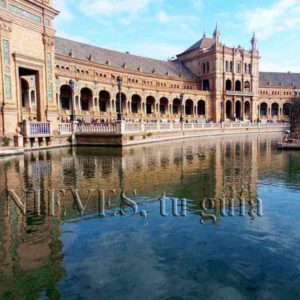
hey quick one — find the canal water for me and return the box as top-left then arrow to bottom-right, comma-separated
1,133 -> 300,299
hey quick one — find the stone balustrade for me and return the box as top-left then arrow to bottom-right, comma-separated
22,121 -> 52,137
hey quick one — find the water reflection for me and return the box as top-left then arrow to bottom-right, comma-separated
1,133 -> 300,299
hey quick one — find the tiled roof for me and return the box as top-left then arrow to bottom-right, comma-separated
55,37 -> 196,79
178,36 -> 214,56
259,72 -> 300,87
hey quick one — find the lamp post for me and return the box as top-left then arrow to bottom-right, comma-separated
117,75 -> 123,121
69,79 -> 76,122
180,93 -> 184,125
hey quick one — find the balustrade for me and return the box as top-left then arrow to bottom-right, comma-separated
22,121 -> 51,137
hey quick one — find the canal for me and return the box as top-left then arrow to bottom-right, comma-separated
0,133 -> 300,299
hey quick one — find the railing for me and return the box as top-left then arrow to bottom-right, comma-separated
71,121 -> 289,135
76,123 -> 117,134
226,91 -> 255,97
59,123 -> 73,135
22,121 -> 51,137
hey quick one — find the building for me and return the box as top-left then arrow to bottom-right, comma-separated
0,0 -> 296,143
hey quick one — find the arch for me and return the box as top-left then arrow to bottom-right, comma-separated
235,80 -> 241,91
160,97 -> 169,115
235,101 -> 241,119
226,79 -> 232,91
173,98 -> 182,115
116,92 -> 127,114
60,84 -> 72,111
185,99 -> 194,115
244,101 -> 251,118
244,81 -> 251,92
283,103 -> 291,116
80,87 -> 93,112
226,100 -> 232,119
146,96 -> 155,114
21,78 -> 29,109
203,79 -> 210,91
131,94 -> 142,114
271,103 -> 279,116
260,102 -> 268,116
99,90 -> 110,112
197,100 -> 206,116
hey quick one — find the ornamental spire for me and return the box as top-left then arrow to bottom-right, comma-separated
213,22 -> 220,44
251,32 -> 257,51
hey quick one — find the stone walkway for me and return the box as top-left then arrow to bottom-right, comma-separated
0,147 -> 24,157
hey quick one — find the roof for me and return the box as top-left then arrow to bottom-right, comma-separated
178,36 -> 214,56
259,72 -> 300,87
55,37 -> 196,79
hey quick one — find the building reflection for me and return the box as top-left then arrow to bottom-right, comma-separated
0,133 -> 298,297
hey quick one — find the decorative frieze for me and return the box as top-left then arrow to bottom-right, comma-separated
9,4 -> 42,24
1,38 -> 12,100
46,52 -> 54,102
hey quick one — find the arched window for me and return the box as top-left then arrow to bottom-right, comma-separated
235,80 -> 241,91
271,103 -> 279,116
132,94 -> 142,114
80,88 -> 93,112
226,79 -> 232,91
235,101 -> 241,119
197,100 -> 206,115
283,103 -> 291,116
60,85 -> 72,111
226,100 -> 232,119
146,96 -> 155,114
244,101 -> 251,118
185,99 -> 194,115
160,97 -> 169,115
260,103 -> 268,116
99,90 -> 110,112
203,79 -> 210,91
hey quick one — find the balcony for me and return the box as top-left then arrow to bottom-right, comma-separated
21,121 -> 52,138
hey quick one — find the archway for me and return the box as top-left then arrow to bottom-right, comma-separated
226,79 -> 232,91
60,85 -> 72,111
160,97 -> 169,115
116,93 -> 127,114
173,98 -> 181,115
146,96 -> 155,114
244,101 -> 250,119
131,94 -> 142,114
271,103 -> 279,116
197,100 -> 206,116
235,80 -> 241,91
226,100 -> 232,119
99,90 -> 110,112
185,99 -> 194,116
235,101 -> 241,119
81,88 -> 93,112
260,103 -> 268,116
283,103 -> 291,116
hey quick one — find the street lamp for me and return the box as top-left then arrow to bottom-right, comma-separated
69,79 -> 76,122
117,75 -> 123,121
180,93 -> 184,124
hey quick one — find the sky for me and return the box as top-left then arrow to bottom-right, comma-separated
53,0 -> 300,73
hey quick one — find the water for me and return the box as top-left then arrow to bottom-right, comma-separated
1,133 -> 300,300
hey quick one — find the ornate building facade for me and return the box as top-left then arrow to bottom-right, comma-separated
0,0 -> 297,139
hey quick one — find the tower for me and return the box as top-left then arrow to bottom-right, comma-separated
0,0 -> 59,137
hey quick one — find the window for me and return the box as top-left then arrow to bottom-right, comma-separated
206,62 -> 210,73
230,61 -> 233,72
225,61 -> 229,72
236,63 -> 240,73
